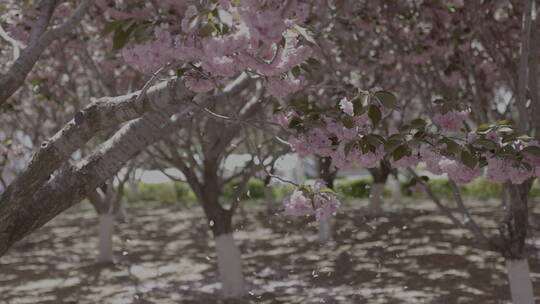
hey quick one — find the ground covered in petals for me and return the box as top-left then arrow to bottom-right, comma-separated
1,199 -> 539,304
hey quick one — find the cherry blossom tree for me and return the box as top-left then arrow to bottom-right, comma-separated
0,1 -> 539,303
146,96 -> 285,297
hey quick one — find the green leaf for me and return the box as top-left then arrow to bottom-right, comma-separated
176,67 -> 189,78
374,91 -> 398,109
410,119 -> 427,129
522,146 -> 540,157
368,104 -> 381,126
198,23 -> 214,37
384,139 -> 402,153
101,20 -> 122,36
502,134 -> 517,143
477,124 -> 490,132
344,141 -> 356,156
319,188 -> 337,195
342,115 -> 354,128
460,150 -> 477,169
352,97 -> 364,115
272,101 -> 283,114
112,24 -> 135,50
393,145 -> 408,161
473,138 -> 497,150
522,162 -> 533,172
290,99 -> 309,112
439,138 -> 460,155
293,25 -> 318,46
517,135 -> 533,142
291,66 -> 301,78
498,126 -> 513,133
364,134 -> 383,147
279,36 -> 286,48
400,124 -> 412,132
413,130 -> 426,138
408,138 -> 422,148
306,57 -> 321,68
121,19 -> 136,31
288,117 -> 303,131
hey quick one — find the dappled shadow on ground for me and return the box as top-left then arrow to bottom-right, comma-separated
1,199 -> 539,304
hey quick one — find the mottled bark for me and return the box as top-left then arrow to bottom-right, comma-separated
0,94 -> 212,257
367,162 -> 391,212
499,182 -> 532,259
317,156 -> 337,243
0,79 -> 191,215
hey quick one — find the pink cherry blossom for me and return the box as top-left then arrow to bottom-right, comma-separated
419,145 -> 445,175
391,154 -> 420,168
265,77 -> 305,99
439,158 -> 481,184
184,76 -> 215,93
433,110 -> 468,132
283,190 -> 312,216
339,97 -> 354,116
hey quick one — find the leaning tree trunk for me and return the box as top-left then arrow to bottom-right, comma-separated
390,173 -> 401,204
200,189 -> 246,298
367,163 -> 391,214
317,156 -> 337,243
501,182 -> 535,304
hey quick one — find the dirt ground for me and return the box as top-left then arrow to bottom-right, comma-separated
1,198 -> 539,304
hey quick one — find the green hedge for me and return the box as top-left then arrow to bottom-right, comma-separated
404,177 -> 540,200
126,177 -> 540,204
137,183 -> 177,203
125,182 -> 197,204
335,179 -> 372,199
223,179 -> 268,201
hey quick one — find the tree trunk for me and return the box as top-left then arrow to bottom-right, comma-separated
318,219 -> 331,243
264,186 -> 275,214
98,214 -> 114,263
215,233 -> 245,298
128,182 -> 139,202
498,182 -> 536,303
506,258 -> 535,304
199,183 -> 246,298
390,174 -> 401,204
369,182 -> 385,213
368,163 -> 390,213
317,157 -> 337,243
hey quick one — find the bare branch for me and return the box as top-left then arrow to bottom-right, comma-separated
406,168 -> 463,229
28,0 -> 57,43
448,179 -> 493,247
0,0 -> 94,105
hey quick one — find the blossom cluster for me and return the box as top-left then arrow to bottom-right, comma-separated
433,110 -> 468,132
283,180 -> 341,221
121,1 -> 312,98
281,96 -> 540,186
